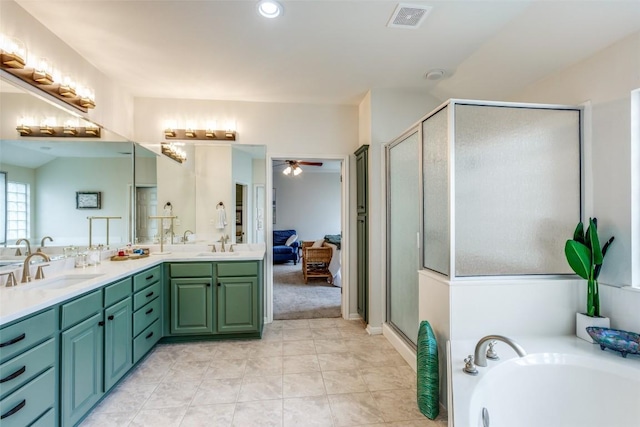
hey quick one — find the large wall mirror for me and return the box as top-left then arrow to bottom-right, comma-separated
134,142 -> 266,246
0,74 -> 134,258
1,72 -> 267,257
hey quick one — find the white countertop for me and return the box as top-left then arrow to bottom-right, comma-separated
0,244 -> 265,326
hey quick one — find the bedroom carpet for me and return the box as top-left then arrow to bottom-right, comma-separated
273,262 -> 341,320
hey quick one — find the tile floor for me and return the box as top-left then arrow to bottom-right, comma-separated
81,318 -> 447,427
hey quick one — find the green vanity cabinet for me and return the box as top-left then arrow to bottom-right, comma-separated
216,262 -> 262,334
60,309 -> 103,427
0,309 -> 57,427
132,266 -> 162,363
60,277 -> 133,426
170,277 -> 214,335
103,298 -> 132,391
168,263 -> 214,336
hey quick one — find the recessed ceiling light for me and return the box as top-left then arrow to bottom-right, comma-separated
257,0 -> 283,19
425,69 -> 446,81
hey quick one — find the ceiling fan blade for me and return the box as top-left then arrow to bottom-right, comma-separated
297,161 -> 323,167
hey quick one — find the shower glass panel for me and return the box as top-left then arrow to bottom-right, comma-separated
454,104 -> 581,276
422,106 -> 450,275
387,130 -> 420,345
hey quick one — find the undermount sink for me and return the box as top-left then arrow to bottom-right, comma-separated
196,252 -> 240,257
17,274 -> 104,290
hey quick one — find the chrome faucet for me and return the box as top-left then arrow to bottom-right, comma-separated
38,236 -> 53,252
183,230 -> 193,244
474,335 -> 527,367
21,252 -> 51,283
15,238 -> 31,256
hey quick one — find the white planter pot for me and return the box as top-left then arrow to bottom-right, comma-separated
576,312 -> 610,343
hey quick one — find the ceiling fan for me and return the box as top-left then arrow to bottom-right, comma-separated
274,160 -> 323,176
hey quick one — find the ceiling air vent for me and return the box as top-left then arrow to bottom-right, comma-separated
387,3 -> 432,29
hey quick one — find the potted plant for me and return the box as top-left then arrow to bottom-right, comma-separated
565,218 -> 615,342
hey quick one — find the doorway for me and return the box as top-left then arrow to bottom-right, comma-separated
235,183 -> 247,243
135,186 -> 157,243
267,156 -> 349,321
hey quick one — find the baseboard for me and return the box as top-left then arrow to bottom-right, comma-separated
382,323 -> 416,371
366,324 -> 383,335
348,312 -> 362,321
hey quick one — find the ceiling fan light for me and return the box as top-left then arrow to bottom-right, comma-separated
293,166 -> 302,176
283,166 -> 292,175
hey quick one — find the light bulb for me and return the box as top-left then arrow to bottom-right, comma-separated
283,166 -> 292,175
293,166 -> 302,176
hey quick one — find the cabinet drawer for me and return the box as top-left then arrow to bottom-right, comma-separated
133,281 -> 161,312
133,297 -> 161,338
0,367 -> 55,427
0,309 -> 55,363
60,290 -> 102,330
105,277 -> 132,307
217,261 -> 258,277
0,338 -> 55,399
133,319 -> 161,363
133,265 -> 161,292
170,263 -> 212,278
29,407 -> 55,427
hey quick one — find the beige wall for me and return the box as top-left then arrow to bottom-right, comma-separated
512,30 -> 640,287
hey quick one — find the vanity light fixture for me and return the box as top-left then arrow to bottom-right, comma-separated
0,35 -> 26,68
164,128 -> 237,141
0,33 -> 96,112
161,142 -> 187,164
39,125 -> 55,135
16,124 -> 31,136
15,119 -> 102,138
32,58 -> 53,84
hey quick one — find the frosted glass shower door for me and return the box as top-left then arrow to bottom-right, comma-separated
387,131 -> 420,345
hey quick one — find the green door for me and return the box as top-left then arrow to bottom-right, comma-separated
170,278 -> 213,335
217,277 -> 258,333
104,298 -> 132,391
357,214 -> 368,322
61,312 -> 104,427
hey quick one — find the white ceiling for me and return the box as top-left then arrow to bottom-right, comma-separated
16,0 -> 640,105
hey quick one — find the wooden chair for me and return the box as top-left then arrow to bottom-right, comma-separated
301,241 -> 333,284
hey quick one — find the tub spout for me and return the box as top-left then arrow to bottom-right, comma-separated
474,335 -> 527,367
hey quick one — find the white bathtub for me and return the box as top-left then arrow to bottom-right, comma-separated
450,338 -> 640,427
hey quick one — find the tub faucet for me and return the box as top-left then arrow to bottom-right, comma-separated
38,236 -> 53,252
15,238 -> 31,256
474,335 -> 527,367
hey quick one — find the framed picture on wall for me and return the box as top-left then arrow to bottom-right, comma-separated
76,191 -> 101,209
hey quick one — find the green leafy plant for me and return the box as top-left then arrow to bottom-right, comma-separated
564,218 -> 614,317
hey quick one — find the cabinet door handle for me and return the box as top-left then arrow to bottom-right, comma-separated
0,333 -> 25,348
145,308 -> 154,315
108,315 -> 114,321
98,321 -> 105,327
217,282 -> 221,287
145,274 -> 154,280
146,331 -> 154,339
207,283 -> 211,287
146,291 -> 154,298
0,399 -> 25,419
0,366 -> 26,383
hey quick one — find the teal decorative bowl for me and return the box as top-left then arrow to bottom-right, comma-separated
586,327 -> 640,358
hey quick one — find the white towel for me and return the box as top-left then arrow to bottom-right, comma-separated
163,207 -> 172,231
216,205 -> 227,229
